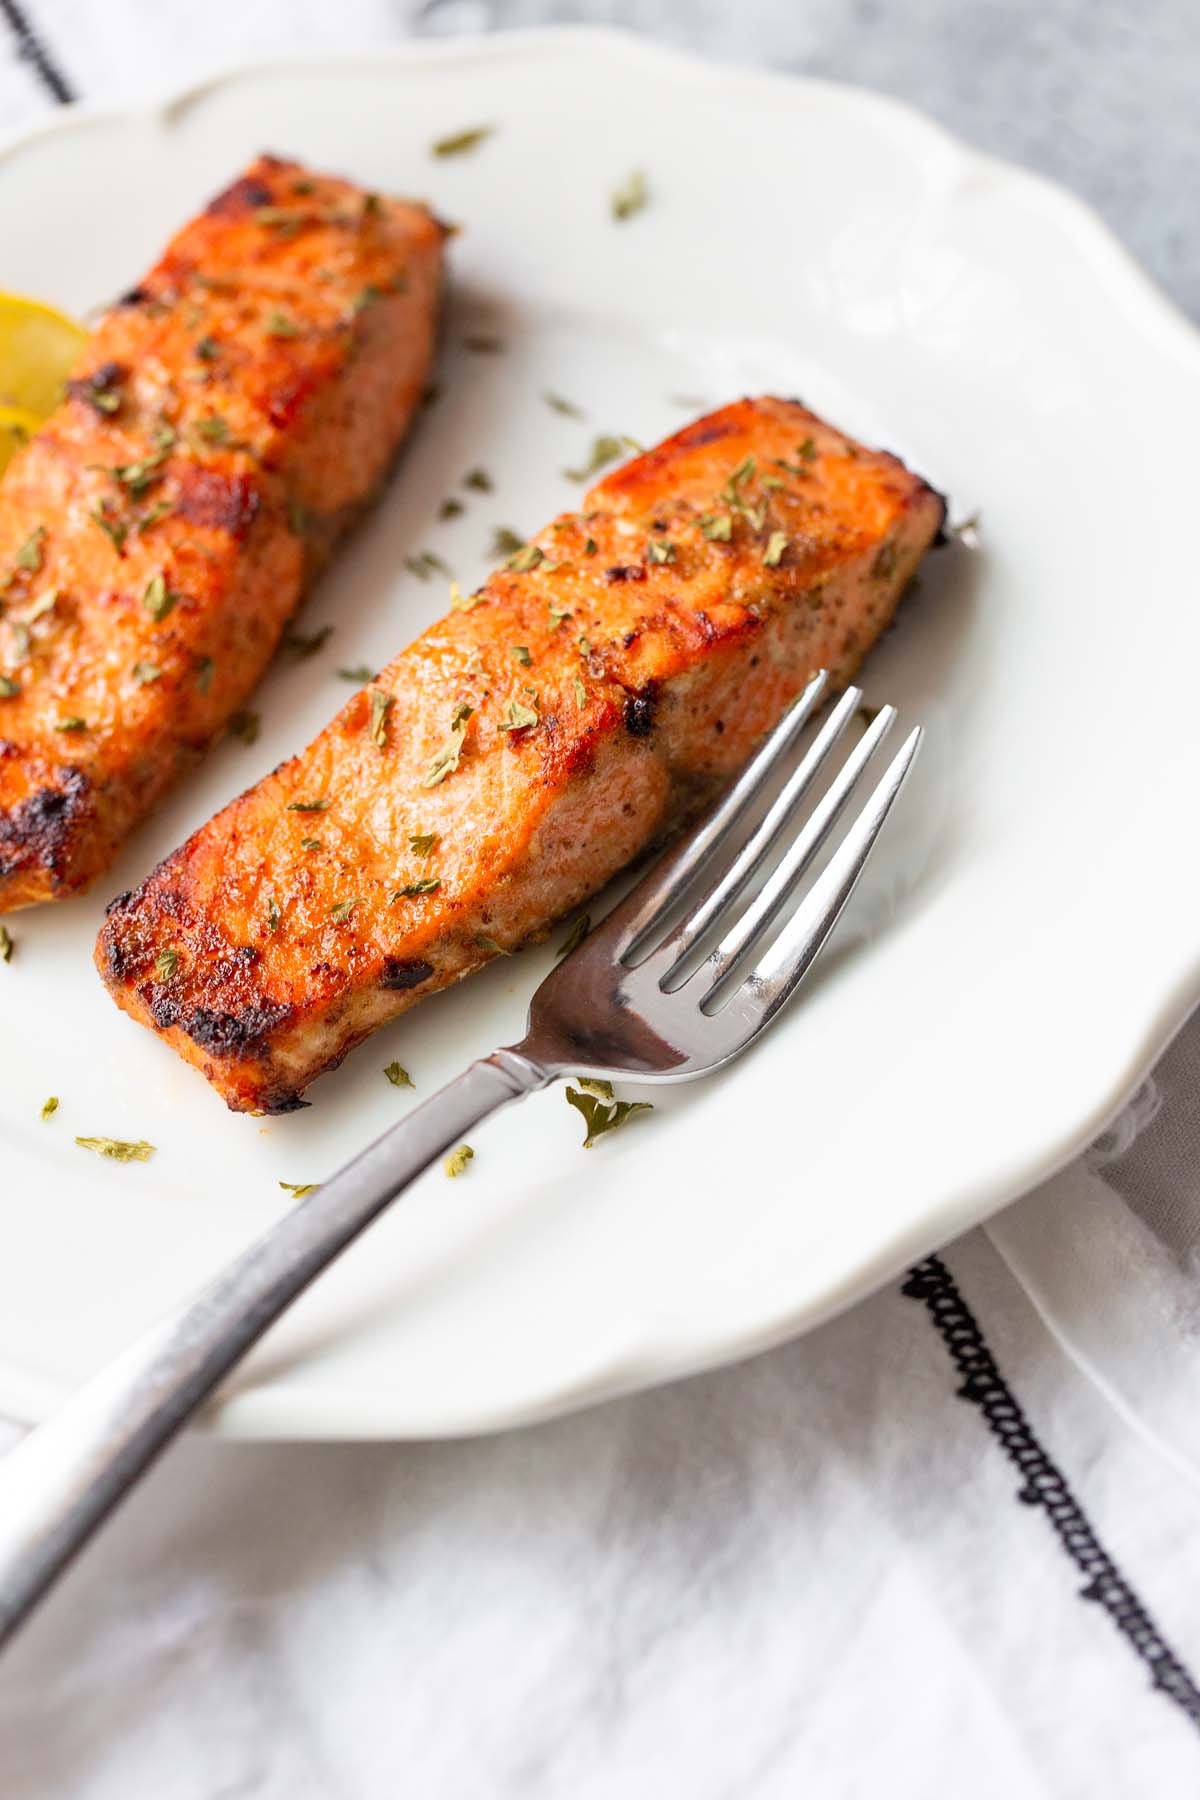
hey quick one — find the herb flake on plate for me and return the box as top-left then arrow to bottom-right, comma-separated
405,550 -> 451,582
565,435 -> 627,482
228,709 -> 260,745
432,125 -> 494,158
557,914 -> 591,957
611,169 -> 648,222
565,1085 -> 653,1148
282,623 -> 333,659
75,1136 -> 155,1163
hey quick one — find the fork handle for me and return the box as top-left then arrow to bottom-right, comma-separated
0,1045 -> 547,1651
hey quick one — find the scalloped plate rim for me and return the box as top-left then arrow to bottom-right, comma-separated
0,27 -> 1196,1438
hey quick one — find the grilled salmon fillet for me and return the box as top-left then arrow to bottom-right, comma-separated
0,154 -> 444,910
98,397 -> 944,1112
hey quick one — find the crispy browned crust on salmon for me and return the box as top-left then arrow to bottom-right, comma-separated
0,154 -> 444,910
98,397 -> 945,1111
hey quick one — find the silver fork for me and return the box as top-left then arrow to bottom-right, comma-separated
0,670 -> 921,1649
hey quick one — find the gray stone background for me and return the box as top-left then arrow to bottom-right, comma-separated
416,0 -> 1200,321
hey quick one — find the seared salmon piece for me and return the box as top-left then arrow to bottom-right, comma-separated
0,154 -> 444,910
98,398 -> 944,1112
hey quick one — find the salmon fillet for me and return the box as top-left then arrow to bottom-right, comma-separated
98,397 -> 945,1112
0,154 -> 444,910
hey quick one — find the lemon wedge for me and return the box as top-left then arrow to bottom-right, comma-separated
0,292 -> 86,415
0,291 -> 87,474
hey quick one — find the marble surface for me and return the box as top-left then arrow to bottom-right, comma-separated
1,4 -> 1199,1795
449,0 -> 1200,324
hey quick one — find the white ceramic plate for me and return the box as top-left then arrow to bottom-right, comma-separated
1,29 -> 1198,1438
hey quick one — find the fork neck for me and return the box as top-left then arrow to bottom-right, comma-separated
488,1043 -> 556,1094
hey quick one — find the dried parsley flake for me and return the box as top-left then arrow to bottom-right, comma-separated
75,1136 -> 155,1163
432,125 -> 494,158
225,710 -> 258,746
143,572 -> 176,622
557,914 -> 591,957
369,687 -> 395,749
611,169 -> 648,221
565,436 -> 626,482
500,699 -> 538,732
564,1085 -> 653,1149
283,624 -> 333,659
154,948 -> 180,982
422,704 -> 472,787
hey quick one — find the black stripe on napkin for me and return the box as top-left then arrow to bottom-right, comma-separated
904,1253 -> 1200,1734
0,0 -> 73,104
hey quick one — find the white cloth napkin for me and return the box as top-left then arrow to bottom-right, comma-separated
1,5 -> 1199,1795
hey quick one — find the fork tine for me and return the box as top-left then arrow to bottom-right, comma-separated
652,686 -> 887,986
678,702 -> 901,996
618,668 -> 829,964
712,724 -> 923,1018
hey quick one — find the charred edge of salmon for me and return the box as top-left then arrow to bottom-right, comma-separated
0,757 -> 93,894
204,172 -> 278,218
98,869 -> 445,1112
